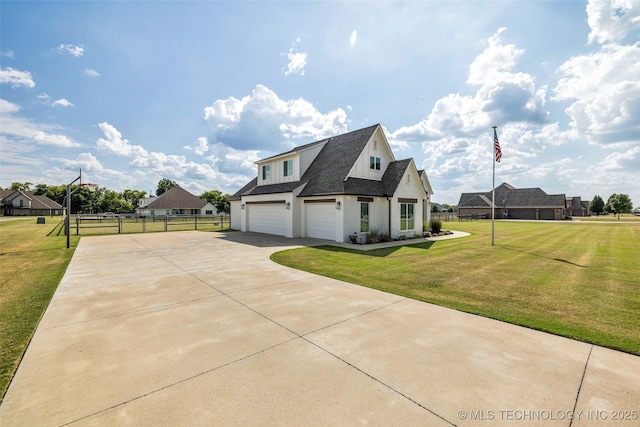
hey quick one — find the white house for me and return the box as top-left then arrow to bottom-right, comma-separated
136,186 -> 217,217
230,124 -> 433,243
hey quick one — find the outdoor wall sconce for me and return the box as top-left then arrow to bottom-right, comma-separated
286,202 -> 291,209
336,201 -> 341,209
241,203 -> 245,210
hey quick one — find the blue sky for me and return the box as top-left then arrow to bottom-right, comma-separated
1,0 -> 639,207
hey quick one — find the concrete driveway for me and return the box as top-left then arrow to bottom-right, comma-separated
1,231 -> 638,426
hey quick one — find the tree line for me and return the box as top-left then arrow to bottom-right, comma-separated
589,194 -> 634,218
3,178 -> 231,215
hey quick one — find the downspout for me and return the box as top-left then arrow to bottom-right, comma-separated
386,196 -> 392,237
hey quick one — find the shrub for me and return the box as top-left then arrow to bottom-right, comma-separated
378,231 -> 391,242
430,218 -> 442,234
366,228 -> 379,244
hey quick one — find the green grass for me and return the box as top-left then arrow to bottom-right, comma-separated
271,220 -> 640,355
0,218 -> 78,400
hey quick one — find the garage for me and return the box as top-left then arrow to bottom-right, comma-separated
247,203 -> 286,236
305,201 -> 336,241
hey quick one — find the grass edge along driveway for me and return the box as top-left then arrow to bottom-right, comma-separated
271,220 -> 640,355
0,218 -> 78,401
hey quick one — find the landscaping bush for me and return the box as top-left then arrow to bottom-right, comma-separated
378,231 -> 391,242
366,228 -> 379,244
430,218 -> 442,234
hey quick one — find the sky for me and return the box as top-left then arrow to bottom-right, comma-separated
1,0 -> 639,207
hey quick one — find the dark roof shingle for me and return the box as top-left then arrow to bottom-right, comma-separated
145,186 -> 207,209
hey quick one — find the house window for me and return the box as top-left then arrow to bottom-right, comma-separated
360,203 -> 369,232
369,156 -> 381,171
406,174 -> 410,185
262,165 -> 271,180
400,203 -> 414,231
283,159 -> 293,177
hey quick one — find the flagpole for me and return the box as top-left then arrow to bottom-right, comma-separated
491,126 -> 497,246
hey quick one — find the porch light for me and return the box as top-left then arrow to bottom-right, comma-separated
286,202 -> 291,209
336,201 -> 341,209
241,203 -> 245,210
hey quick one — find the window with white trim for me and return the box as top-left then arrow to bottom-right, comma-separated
400,203 -> 414,231
283,159 -> 293,177
262,164 -> 270,180
369,156 -> 381,171
360,203 -> 369,232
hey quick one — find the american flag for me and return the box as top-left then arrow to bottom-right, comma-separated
494,128 -> 502,163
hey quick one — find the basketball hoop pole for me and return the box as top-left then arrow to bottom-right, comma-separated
66,169 -> 82,249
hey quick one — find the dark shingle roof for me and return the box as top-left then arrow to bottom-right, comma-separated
231,124 -> 418,199
229,177 -> 258,201
458,183 -> 565,208
298,124 -> 380,196
145,186 -> 207,209
0,190 -> 62,209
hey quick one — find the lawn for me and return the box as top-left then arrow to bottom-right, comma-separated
0,218 -> 78,400
271,220 -> 640,355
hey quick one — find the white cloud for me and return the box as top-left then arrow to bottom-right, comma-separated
84,68 -> 101,77
56,43 -> 84,57
553,0 -> 640,148
52,98 -> 74,107
1,49 -> 14,58
0,98 -> 81,148
184,136 -> 209,156
32,131 -> 78,147
283,38 -> 308,76
599,145 -> 640,171
0,98 -> 20,114
349,30 -> 358,47
0,67 -> 36,88
204,84 -> 348,153
586,0 -> 640,44
58,152 -> 105,173
95,123 -> 240,190
96,122 -> 148,157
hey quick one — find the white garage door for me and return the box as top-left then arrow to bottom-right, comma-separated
248,204 -> 286,236
306,203 -> 336,241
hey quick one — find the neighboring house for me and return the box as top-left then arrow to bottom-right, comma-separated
565,196 -> 590,217
0,190 -> 64,216
419,170 -> 433,224
458,183 -> 568,220
229,124 -> 432,243
136,186 -> 217,217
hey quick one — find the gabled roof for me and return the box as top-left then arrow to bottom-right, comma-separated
0,190 -> 62,210
257,138 -> 329,163
458,183 -> 565,208
298,124 -> 380,196
144,186 -> 207,209
418,170 -> 434,195
230,124 -> 425,200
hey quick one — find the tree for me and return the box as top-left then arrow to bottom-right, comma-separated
10,182 -> 32,191
122,189 -> 147,210
200,190 -> 231,214
606,193 -> 633,219
156,178 -> 178,196
589,195 -> 605,216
